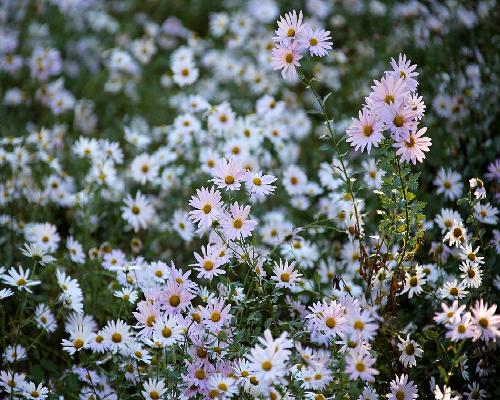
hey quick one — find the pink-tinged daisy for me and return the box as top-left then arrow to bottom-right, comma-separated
190,245 -> 225,280
345,349 -> 379,382
385,101 -> 418,140
446,312 -> 474,341
405,93 -> 426,120
188,186 -> 223,229
273,10 -> 306,44
271,259 -> 302,289
200,298 -> 232,332
220,202 -> 257,241
271,42 -> 303,81
388,53 -> 419,92
393,127 -> 432,164
434,301 -> 466,325
302,26 -> 333,57
211,157 -> 246,191
346,107 -> 384,154
168,264 -> 198,293
183,360 -> 216,390
133,300 -> 162,337
305,300 -> 346,339
387,374 -> 418,400
245,171 -> 277,198
368,75 -> 409,112
470,299 -> 500,342
161,280 -> 195,314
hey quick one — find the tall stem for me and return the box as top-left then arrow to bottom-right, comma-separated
301,74 -> 367,265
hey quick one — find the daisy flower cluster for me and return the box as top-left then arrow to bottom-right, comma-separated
271,10 -> 332,80
347,54 -> 431,164
0,1 -> 499,400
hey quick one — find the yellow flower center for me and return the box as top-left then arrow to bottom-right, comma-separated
405,135 -> 416,148
396,390 -> 406,400
384,94 -> 395,104
262,360 -> 272,371
197,348 -> 208,358
453,227 -> 463,237
162,327 -> 172,338
150,390 -> 160,399
355,362 -> 365,372
169,295 -> 181,307
195,369 -> 206,379
325,317 -> 336,328
354,320 -> 364,330
204,260 -> 214,271
394,114 -> 404,127
211,312 -> 221,322
478,318 -> 488,328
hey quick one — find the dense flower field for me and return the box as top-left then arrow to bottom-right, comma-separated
0,0 -> 499,399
